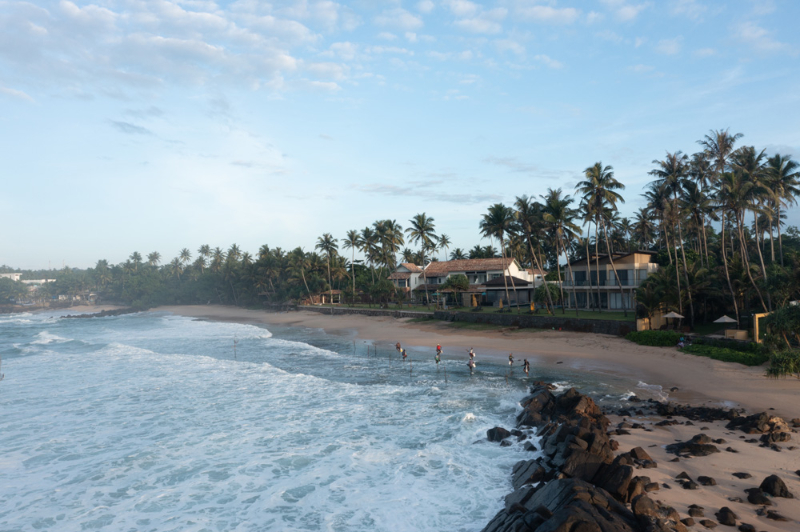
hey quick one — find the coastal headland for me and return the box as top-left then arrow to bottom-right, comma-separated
154,305 -> 800,421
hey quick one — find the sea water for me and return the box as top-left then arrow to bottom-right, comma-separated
0,310 -> 634,532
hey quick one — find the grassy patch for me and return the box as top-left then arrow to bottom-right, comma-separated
681,344 -> 769,366
406,317 -> 435,323
445,321 -> 508,331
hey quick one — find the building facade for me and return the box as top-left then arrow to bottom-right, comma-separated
562,251 -> 658,310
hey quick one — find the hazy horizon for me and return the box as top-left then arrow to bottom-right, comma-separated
3,0 -> 800,269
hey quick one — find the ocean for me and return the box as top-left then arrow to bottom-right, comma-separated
0,309 -> 637,532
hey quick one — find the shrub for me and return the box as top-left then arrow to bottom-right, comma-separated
625,330 -> 681,346
681,344 -> 769,367
766,351 -> 800,378
691,336 -> 768,355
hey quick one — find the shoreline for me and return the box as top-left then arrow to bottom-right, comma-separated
151,304 -> 800,421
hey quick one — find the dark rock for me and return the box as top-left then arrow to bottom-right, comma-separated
684,480 -> 699,490
631,493 -> 658,519
689,507 -> 705,517
760,431 -> 791,444
698,476 -> 717,486
644,482 -> 659,492
676,472 -> 692,480
700,519 -> 718,528
682,517 -> 695,526
766,510 -> 788,522
759,475 -> 794,498
512,460 -> 546,490
744,488 -> 772,506
713,438 -> 727,444
487,427 -> 512,442
701,426 -> 710,431
715,507 -> 737,526
523,441 -> 537,452
727,497 -> 743,503
661,483 -> 671,489
725,447 -> 739,453
666,434 -> 721,457
791,418 -> 800,428
500,440 -> 512,447
629,447 -> 652,461
737,524 -> 755,532
670,457 -> 680,462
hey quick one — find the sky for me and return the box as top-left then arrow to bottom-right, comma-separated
2,0 -> 800,269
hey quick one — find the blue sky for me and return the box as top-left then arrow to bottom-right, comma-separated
2,0 -> 800,269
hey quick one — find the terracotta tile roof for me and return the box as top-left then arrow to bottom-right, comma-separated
422,258 -> 513,274
389,272 -> 411,280
526,268 -> 547,276
399,262 -> 422,272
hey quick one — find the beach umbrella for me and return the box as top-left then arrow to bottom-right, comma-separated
663,312 -> 684,319
713,315 -> 737,324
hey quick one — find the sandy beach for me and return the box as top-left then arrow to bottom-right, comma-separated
153,305 -> 800,421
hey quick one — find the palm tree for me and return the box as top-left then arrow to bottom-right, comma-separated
288,248 -> 313,301
542,188 -> 580,314
449,248 -> 467,260
632,208 -> 655,250
211,247 -> 225,273
169,257 -> 183,280
699,128 -> 743,324
179,248 -> 191,266
360,227 -> 379,285
479,203 -> 518,311
147,251 -> 161,267
342,230 -> 362,304
315,233 -> 339,305
227,244 -> 241,263
689,152 -> 714,266
576,162 -> 628,316
649,151 -> 695,324
766,154 -> 800,266
405,213 -> 438,306
438,234 -> 451,261
731,146 -> 771,287
515,195 -> 555,314
197,244 -> 211,273
129,252 -> 142,271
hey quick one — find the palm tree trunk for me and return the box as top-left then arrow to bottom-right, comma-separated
676,216 -> 695,327
768,220 -> 775,263
594,220 -> 601,311
526,236 -> 553,314
752,211 -> 768,282
720,210 -> 740,325
778,204 -> 785,267
499,235 -> 511,310
560,235 -> 579,316
585,236 -> 592,311
555,239 -> 565,314
601,218 -> 627,316
351,249 -> 355,306
736,213 -> 768,312
701,215 -> 710,269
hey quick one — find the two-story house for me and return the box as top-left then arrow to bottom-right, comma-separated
562,251 -> 658,310
390,258 -> 546,306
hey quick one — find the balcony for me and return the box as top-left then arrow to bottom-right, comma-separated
562,279 -> 642,288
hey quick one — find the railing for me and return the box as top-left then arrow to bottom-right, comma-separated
562,279 -> 642,288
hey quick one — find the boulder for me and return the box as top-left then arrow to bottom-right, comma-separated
698,476 -> 717,486
629,447 -> 653,462
766,510 -> 788,522
488,427 -> 512,442
689,507 -> 705,518
700,519 -> 718,528
714,507 -> 737,526
737,525 -> 754,532
512,460 -> 546,490
744,488 -> 772,506
732,472 -> 751,479
759,475 -> 794,498
666,434 -> 721,457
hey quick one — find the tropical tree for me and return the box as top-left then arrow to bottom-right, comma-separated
130,252 -> 142,271
438,234 -> 451,261
480,203 -> 518,312
315,233 -> 339,305
197,244 -> 211,273
342,230 -> 362,304
179,248 -> 191,266
576,162 -> 628,316
449,248 -> 467,260
542,188 -> 580,314
147,251 -> 161,267
766,154 -> 800,266
405,213 -> 438,306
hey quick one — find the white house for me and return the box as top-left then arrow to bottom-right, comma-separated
0,273 -> 22,282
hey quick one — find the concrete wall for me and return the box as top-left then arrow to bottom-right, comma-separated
432,310 -> 635,336
302,306 -> 434,319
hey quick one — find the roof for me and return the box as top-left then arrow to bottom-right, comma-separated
416,283 -> 485,292
422,258 -> 514,274
389,272 -> 411,280
568,250 -> 657,267
484,275 -> 531,287
399,262 -> 422,272
526,268 -> 547,276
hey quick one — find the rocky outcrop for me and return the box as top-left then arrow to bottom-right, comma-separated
62,308 -> 140,319
481,384 -> 686,532
665,434 -> 721,457
759,475 -> 794,498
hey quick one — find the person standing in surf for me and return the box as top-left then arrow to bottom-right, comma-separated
434,352 -> 440,365
467,358 -> 475,373
523,359 -> 530,376
401,348 -> 408,361
508,353 -> 514,367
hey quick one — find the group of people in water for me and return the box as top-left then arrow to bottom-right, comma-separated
394,342 -> 530,376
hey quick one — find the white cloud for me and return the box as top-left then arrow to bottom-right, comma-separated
0,85 -> 35,102
416,0 -> 435,14
585,11 -> 603,24
517,5 -> 580,24
374,8 -> 423,31
655,36 -> 683,55
326,42 -> 358,60
495,38 -> 525,55
693,47 -> 716,57
405,32 -> 418,42
670,0 -> 706,20
453,7 -> 507,35
377,31 -> 397,40
735,21 -> 794,54
445,0 -> 479,17
601,0 -> 649,21
533,54 -> 563,69
596,30 -> 624,44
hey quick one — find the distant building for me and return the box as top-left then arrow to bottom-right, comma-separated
390,258 -> 546,307
562,251 -> 658,310
0,273 -> 22,282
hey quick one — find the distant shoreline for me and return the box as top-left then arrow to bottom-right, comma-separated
152,304 -> 800,421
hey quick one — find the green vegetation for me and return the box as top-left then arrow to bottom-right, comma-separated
766,351 -> 800,378
625,330 -> 681,346
681,344 -> 769,366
